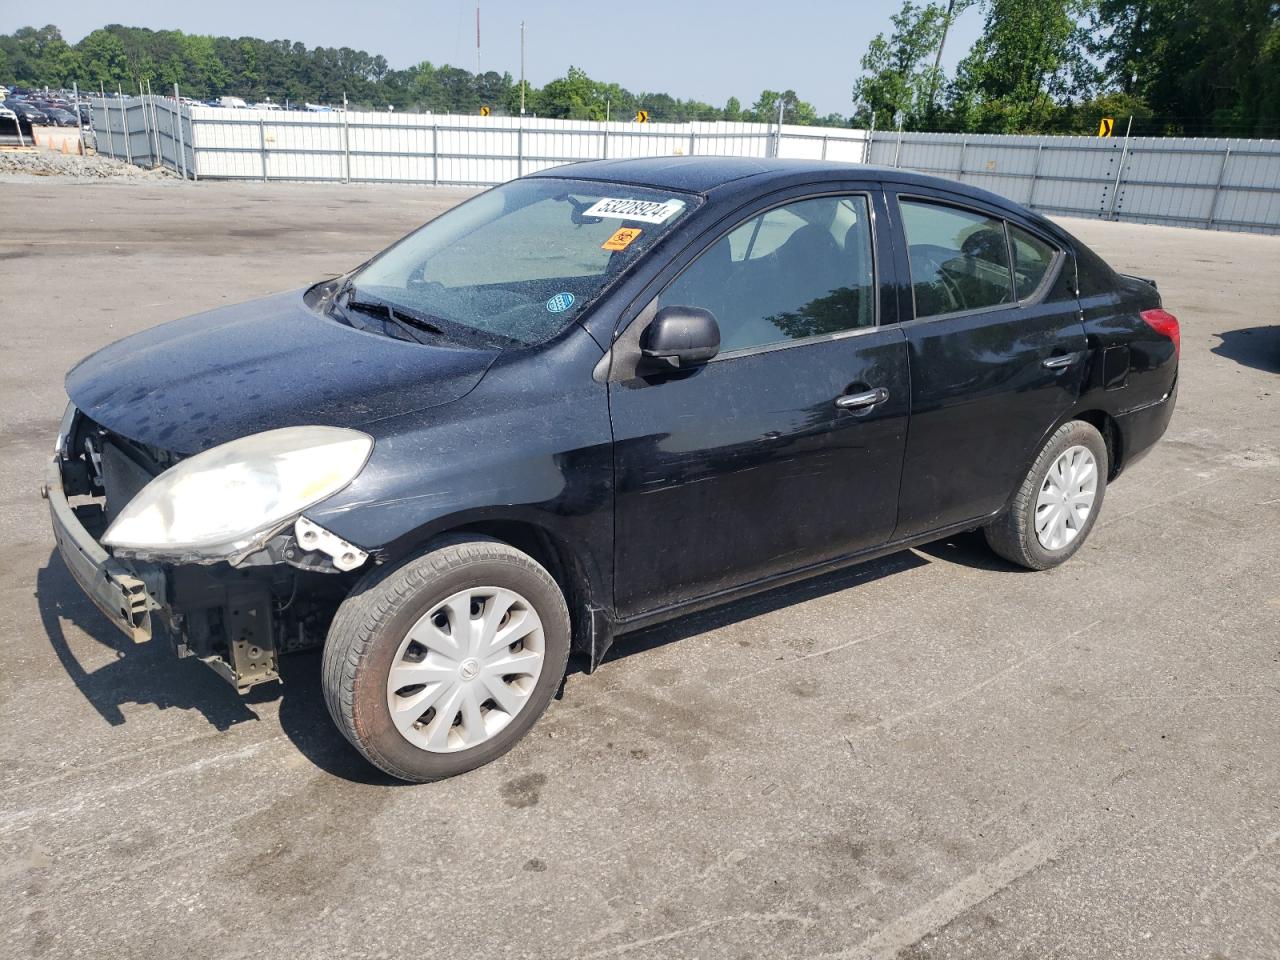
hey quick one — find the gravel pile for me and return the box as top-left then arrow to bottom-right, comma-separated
0,150 -> 180,180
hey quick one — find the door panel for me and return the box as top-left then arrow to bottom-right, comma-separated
890,192 -> 1086,538
610,329 -> 909,618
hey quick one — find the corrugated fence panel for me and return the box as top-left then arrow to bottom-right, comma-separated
93,102 -> 1280,233
867,130 -> 1279,233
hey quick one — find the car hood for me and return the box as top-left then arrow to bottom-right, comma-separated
66,289 -> 498,455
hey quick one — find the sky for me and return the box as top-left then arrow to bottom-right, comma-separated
1,0 -> 987,116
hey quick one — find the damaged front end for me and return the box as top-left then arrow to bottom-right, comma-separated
46,406 -> 373,693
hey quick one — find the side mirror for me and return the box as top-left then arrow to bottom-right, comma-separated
640,305 -> 720,371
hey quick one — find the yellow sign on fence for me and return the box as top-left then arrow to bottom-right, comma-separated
635,110 -> 649,123
1098,117 -> 1114,137
479,105 -> 491,117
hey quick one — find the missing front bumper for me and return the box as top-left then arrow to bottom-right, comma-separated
46,457 -> 163,644
46,455 -> 281,693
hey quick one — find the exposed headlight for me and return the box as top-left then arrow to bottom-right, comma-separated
102,426 -> 373,559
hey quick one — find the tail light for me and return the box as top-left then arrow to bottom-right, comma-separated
1140,308 -> 1180,358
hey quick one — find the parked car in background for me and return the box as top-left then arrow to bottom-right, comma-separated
46,158 -> 1179,783
76,103 -> 92,126
254,101 -> 282,110
37,106 -> 79,127
3,99 -> 46,132
216,96 -> 248,109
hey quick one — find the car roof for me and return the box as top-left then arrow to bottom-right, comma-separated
527,156 -> 1054,233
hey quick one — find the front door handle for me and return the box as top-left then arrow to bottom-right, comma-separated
835,387 -> 889,411
1042,352 -> 1079,370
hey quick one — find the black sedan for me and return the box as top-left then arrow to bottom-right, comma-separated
46,158 -> 1179,782
37,106 -> 79,127
3,99 -> 47,132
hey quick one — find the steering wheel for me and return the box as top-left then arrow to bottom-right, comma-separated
916,253 -> 966,313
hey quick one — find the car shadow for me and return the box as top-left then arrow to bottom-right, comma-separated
36,549 -> 260,731
37,547 -> 403,785
913,528 -> 1028,573
38,533 -> 1008,784
594,546 -> 935,669
1211,325 -> 1280,374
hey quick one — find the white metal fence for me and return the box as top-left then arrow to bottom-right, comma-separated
868,131 -> 1280,234
93,96 -> 1280,234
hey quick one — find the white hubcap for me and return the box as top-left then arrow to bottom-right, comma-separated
386,586 -> 545,753
1035,444 -> 1098,551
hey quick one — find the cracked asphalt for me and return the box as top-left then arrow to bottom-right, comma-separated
1,180 -> 1278,960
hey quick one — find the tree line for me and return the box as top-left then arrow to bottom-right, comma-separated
854,0 -> 1279,137
0,24 -> 838,126
2,4 -> 1277,137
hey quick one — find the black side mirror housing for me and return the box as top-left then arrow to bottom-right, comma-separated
640,305 -> 720,370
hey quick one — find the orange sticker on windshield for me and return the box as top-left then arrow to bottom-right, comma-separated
602,227 -> 642,251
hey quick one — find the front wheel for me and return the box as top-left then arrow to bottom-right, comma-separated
984,420 -> 1108,570
322,536 -> 571,783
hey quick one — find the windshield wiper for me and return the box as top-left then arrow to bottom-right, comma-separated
343,295 -> 447,343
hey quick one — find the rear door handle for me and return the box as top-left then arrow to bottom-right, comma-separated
1042,352 -> 1079,370
835,387 -> 889,410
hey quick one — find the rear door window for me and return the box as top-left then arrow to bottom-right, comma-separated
900,199 -> 1014,319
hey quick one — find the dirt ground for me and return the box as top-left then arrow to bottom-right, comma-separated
1,180 -> 1278,960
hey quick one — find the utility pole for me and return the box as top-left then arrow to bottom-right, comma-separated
519,20 -> 526,115
475,2 -> 482,75
927,0 -> 957,113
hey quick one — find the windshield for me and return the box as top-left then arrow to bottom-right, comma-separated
343,177 -> 698,347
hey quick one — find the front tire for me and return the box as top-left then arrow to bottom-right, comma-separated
984,420 -> 1108,570
322,536 -> 571,783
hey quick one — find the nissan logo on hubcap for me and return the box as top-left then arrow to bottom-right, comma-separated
459,659 -> 480,681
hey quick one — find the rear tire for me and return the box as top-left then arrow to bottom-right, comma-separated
984,420 -> 1108,570
322,535 -> 571,783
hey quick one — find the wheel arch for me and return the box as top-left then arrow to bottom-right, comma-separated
373,510 -> 609,659
998,407 -> 1123,517
1069,408 -> 1123,480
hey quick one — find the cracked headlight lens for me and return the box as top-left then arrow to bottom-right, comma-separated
102,426 -> 372,558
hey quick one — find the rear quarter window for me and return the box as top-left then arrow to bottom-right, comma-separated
1008,224 -> 1059,300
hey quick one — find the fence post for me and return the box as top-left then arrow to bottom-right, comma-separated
893,125 -> 904,167
136,82 -> 149,163
148,79 -> 164,169
602,125 -> 609,159
432,122 -> 439,185
118,85 -> 131,165
863,114 -> 875,165
517,125 -> 524,176
820,135 -> 828,160
174,83 -> 187,180
100,93 -> 111,158
342,110 -> 351,183
957,138 -> 967,181
1028,142 -> 1043,207
259,117 -> 268,182
1106,115 -> 1134,221
1206,145 -> 1232,228
688,130 -> 696,157
72,81 -> 83,155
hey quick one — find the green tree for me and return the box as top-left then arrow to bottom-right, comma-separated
948,0 -> 1096,132
852,2 -> 971,129
1091,0 -> 1280,136
747,89 -> 818,124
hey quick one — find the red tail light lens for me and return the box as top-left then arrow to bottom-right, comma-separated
1140,308 -> 1180,358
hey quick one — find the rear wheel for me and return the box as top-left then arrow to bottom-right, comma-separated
322,536 -> 570,782
984,420 -> 1108,570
